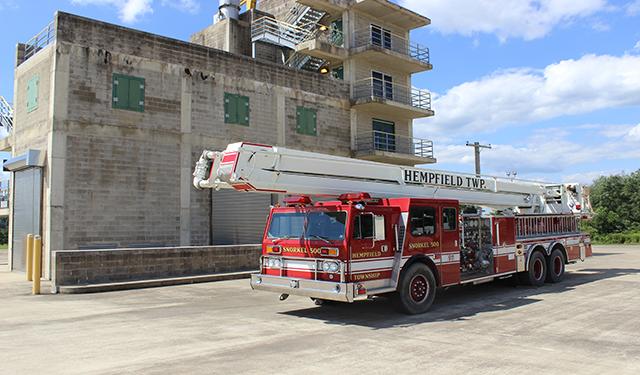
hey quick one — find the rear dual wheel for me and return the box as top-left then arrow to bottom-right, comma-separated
545,248 -> 565,283
518,251 -> 547,287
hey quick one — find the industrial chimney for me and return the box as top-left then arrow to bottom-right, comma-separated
215,0 -> 240,23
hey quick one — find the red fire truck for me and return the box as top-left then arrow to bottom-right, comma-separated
194,143 -> 592,314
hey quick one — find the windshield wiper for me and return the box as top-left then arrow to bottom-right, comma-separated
307,234 -> 331,244
272,235 -> 298,243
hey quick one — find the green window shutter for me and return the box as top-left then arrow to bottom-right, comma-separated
237,95 -> 250,126
129,77 -> 145,112
296,106 -> 305,134
113,74 -> 129,110
296,106 -> 317,136
26,75 -> 40,113
113,74 -> 145,112
224,93 -> 238,124
225,93 -> 249,125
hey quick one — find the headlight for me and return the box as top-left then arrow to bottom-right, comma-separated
322,261 -> 339,273
267,258 -> 282,268
329,262 -> 339,273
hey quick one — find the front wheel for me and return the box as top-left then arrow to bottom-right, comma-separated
392,263 -> 437,315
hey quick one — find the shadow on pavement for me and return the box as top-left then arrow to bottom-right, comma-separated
280,268 -> 640,329
591,252 -> 624,257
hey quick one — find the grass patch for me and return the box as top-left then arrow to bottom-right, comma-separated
590,231 -> 640,245
0,243 -> 7,250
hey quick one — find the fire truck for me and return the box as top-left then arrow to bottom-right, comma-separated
193,142 -> 592,314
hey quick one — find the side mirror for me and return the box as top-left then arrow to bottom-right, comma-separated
374,215 -> 386,241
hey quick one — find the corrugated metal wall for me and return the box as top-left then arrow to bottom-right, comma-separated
211,190 -> 274,245
11,168 -> 42,271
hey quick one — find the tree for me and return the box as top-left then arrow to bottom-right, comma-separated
589,171 -> 640,235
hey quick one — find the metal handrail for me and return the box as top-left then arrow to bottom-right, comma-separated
352,78 -> 432,111
354,26 -> 430,64
0,96 -> 13,132
516,215 -> 580,238
312,26 -> 345,47
251,16 -> 314,48
356,130 -> 434,159
23,21 -> 56,62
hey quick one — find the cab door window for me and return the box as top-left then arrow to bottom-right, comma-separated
409,206 -> 436,236
353,214 -> 374,239
442,207 -> 457,231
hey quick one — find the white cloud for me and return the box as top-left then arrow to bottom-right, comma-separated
0,0 -> 17,10
71,0 -> 153,23
71,0 -> 200,22
562,170 -> 620,184
399,0 -> 609,41
627,0 -> 640,15
160,0 -> 199,13
629,124 -> 640,141
431,123 -> 640,181
634,40 -> 640,50
416,54 -> 640,137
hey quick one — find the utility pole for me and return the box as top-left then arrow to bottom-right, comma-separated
466,141 -> 492,176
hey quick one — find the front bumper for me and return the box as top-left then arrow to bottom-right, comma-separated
251,274 -> 360,302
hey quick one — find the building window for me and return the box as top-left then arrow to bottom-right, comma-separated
26,75 -> 39,113
372,71 -> 393,100
296,106 -> 317,136
371,24 -> 391,49
112,74 -> 145,112
224,93 -> 250,126
409,206 -> 437,237
332,66 -> 344,80
443,207 -> 457,231
372,119 -> 396,152
330,19 -> 344,47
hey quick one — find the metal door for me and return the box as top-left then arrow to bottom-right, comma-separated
211,189 -> 273,245
11,168 -> 42,271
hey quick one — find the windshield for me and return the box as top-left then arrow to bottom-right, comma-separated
267,211 -> 347,241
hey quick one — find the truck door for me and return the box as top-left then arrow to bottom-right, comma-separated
406,204 -> 441,258
350,209 -> 394,283
440,206 -> 461,285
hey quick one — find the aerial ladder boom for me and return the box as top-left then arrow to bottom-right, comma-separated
193,142 -> 589,214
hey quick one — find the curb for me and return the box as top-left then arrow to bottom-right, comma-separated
56,270 -> 257,294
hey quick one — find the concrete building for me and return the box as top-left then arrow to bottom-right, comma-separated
1,0 -> 434,280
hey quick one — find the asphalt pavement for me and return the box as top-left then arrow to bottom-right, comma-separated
1,245 -> 639,375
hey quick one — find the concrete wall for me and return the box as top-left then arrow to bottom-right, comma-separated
47,12 -> 350,252
53,244 -> 261,286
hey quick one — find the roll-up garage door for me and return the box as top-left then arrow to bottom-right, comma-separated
211,190 -> 273,245
11,168 -> 42,271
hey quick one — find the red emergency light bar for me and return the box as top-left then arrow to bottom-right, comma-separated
283,195 -> 312,206
338,192 -> 374,203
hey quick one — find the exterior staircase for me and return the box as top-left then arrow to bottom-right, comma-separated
251,3 -> 328,72
0,96 -> 13,133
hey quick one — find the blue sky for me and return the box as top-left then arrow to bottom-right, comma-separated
1,0 -> 639,183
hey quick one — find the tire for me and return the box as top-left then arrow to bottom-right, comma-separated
546,248 -> 565,283
311,298 -> 336,306
518,251 -> 547,287
392,263 -> 437,315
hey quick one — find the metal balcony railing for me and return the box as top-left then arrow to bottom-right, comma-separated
23,21 -> 56,62
251,17 -> 314,50
354,26 -> 430,65
0,96 -> 13,133
356,131 -> 434,159
353,78 -> 432,111
312,27 -> 345,48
